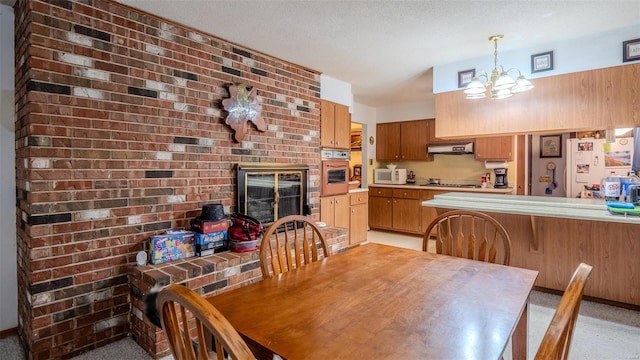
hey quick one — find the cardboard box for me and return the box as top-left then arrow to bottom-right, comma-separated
147,231 -> 195,264
191,218 -> 230,234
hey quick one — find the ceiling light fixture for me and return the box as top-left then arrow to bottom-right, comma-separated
464,35 -> 534,100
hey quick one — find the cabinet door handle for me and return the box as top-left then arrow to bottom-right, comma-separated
352,209 -> 355,213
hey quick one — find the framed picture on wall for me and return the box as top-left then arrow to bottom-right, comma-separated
540,134 -> 562,158
457,69 -> 475,88
531,51 -> 554,73
623,38 -> 640,62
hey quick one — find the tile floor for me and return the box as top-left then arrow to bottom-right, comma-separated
1,230 -> 638,360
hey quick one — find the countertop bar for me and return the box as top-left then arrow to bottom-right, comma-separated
369,184 -> 514,194
423,192 -> 640,224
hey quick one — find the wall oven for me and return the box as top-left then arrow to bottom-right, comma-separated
321,150 -> 349,196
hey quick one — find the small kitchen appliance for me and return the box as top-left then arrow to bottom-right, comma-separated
406,171 -> 416,184
494,168 -> 508,188
374,168 -> 407,184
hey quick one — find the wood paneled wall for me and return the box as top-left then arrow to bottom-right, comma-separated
435,64 -> 640,138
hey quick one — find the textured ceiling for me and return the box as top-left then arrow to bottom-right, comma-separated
119,1 -> 640,107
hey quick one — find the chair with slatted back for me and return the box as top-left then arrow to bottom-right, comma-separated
535,262 -> 593,360
422,209 -> 512,265
260,215 -> 329,279
156,284 -> 255,360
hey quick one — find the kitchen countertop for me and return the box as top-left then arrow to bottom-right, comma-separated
348,188 -> 369,194
422,192 -> 640,224
368,184 -> 514,194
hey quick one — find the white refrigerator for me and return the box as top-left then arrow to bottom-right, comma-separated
565,137 -> 634,198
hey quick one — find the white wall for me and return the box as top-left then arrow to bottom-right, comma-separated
0,3 -> 17,331
320,74 -> 353,109
352,102 -> 377,187
375,101 -> 435,123
433,23 -> 640,93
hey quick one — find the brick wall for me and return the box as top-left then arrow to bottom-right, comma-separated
14,1 -> 322,359
129,227 -> 348,358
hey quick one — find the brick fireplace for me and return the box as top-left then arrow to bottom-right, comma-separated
14,1 -> 322,358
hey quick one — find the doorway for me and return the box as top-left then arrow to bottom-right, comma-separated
350,123 -> 363,188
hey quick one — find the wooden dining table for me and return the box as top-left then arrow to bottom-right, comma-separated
207,243 -> 539,359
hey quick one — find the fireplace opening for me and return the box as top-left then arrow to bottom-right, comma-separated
237,164 -> 310,226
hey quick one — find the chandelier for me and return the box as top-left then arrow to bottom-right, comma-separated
464,35 -> 534,100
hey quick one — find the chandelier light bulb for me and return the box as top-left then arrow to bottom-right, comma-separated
464,35 -> 534,100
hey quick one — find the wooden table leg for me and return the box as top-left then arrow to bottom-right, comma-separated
512,301 -> 529,360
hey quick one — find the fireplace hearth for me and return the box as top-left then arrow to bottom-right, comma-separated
237,164 -> 310,226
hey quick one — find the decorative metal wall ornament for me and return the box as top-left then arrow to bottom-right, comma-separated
222,84 -> 267,142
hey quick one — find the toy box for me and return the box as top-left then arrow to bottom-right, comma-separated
194,230 -> 227,245
147,231 -> 195,264
195,240 -> 228,256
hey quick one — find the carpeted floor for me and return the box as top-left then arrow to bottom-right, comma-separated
1,231 -> 638,359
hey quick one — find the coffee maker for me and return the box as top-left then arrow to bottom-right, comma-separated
494,168 -> 508,188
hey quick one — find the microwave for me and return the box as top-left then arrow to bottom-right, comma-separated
374,169 -> 407,184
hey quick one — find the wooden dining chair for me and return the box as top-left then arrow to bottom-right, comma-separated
422,209 -> 512,265
534,263 -> 593,360
260,215 -> 329,279
156,284 -> 255,360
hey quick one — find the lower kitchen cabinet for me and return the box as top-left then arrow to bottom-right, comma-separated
320,194 -> 350,229
371,186 -> 496,236
349,192 -> 368,245
391,189 -> 421,233
368,188 -> 393,229
369,187 -> 421,234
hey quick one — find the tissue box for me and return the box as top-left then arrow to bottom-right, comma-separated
147,231 -> 195,264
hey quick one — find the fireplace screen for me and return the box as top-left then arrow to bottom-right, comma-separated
237,164 -> 309,226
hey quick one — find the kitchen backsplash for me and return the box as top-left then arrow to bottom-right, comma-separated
370,155 -> 515,186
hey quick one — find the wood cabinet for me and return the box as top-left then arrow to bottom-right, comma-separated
320,194 -> 350,229
321,99 -> 350,150
391,189 -> 421,233
349,192 -> 368,246
368,187 -> 393,229
474,135 -> 514,161
368,187 -> 420,234
370,186 -> 502,236
426,118 -> 473,144
321,192 -> 369,247
376,120 -> 431,161
434,63 -> 640,138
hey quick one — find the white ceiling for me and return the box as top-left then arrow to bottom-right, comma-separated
120,1 -> 639,107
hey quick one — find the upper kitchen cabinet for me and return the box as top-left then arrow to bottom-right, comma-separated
376,120 -> 432,161
475,135 -> 514,161
321,99 -> 350,149
426,119 -> 473,144
435,63 -> 640,138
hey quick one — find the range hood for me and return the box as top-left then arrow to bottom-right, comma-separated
427,142 -> 474,155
